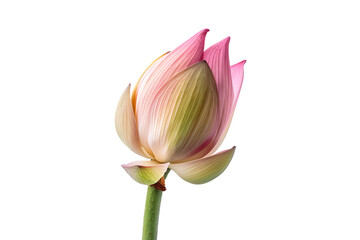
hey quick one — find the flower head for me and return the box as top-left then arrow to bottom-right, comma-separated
116,29 -> 245,186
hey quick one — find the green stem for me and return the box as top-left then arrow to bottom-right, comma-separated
142,169 -> 170,240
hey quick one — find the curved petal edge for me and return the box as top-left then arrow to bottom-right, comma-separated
231,60 -> 246,106
115,85 -> 147,158
206,60 -> 246,157
169,147 -> 236,184
136,29 -> 209,154
148,61 -> 219,163
122,161 -> 170,185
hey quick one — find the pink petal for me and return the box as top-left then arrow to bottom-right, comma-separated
231,60 -> 246,106
204,37 -> 233,116
136,29 -> 209,153
131,52 -> 169,112
206,60 -> 246,156
203,37 -> 233,152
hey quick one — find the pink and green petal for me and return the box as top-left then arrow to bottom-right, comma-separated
115,85 -> 147,158
148,61 -> 219,163
136,29 -> 209,108
169,147 -> 236,184
135,29 -> 209,154
122,161 -> 170,185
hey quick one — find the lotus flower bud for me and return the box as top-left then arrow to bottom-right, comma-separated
115,29 -> 245,186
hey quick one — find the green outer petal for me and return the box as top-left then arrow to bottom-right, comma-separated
122,161 -> 170,185
169,147 -> 235,184
148,61 -> 219,163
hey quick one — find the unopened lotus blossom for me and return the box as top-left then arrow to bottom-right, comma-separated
115,29 -> 245,186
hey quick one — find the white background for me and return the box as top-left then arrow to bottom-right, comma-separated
1,0 -> 359,239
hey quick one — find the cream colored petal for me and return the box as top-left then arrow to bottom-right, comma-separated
122,161 -> 170,185
115,85 -> 147,157
129,53 -> 169,158
169,147 -> 235,184
148,61 -> 219,163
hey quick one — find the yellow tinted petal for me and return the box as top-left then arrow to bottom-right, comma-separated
148,61 -> 219,163
122,161 -> 170,185
169,147 -> 235,184
115,85 -> 147,157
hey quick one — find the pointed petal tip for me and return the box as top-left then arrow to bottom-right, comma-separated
193,29 -> 209,41
180,29 -> 209,48
121,164 -> 131,169
212,36 -> 231,48
123,84 -> 132,97
232,60 -> 247,68
199,59 -> 209,65
124,83 -> 130,91
185,29 -> 209,45
200,60 -> 211,70
230,146 -> 236,154
200,28 -> 210,34
189,60 -> 211,71
224,36 -> 231,43
239,60 -> 247,65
